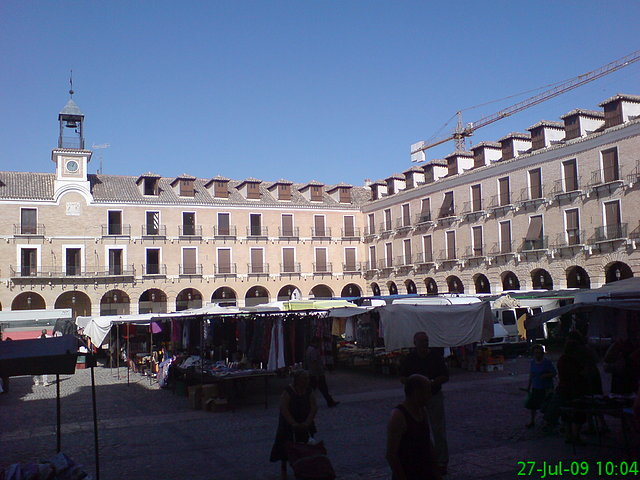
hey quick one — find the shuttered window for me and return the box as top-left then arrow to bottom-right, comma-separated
315,248 -> 328,270
214,180 -> 228,198
180,179 -> 194,197
67,248 -> 82,275
471,185 -> 482,211
402,204 -> 411,226
368,214 -> 375,234
310,186 -> 323,201
281,214 -> 294,237
563,159 -> 578,192
21,248 -> 37,276
604,102 -> 623,128
343,216 -> 355,237
604,201 -> 621,227
314,215 -> 326,236
472,226 -> 483,256
502,141 -> 514,160
385,243 -> 393,267
182,248 -> 197,275
448,157 -> 457,176
282,248 -> 295,273
21,208 -> 37,234
250,214 -> 262,236
498,177 -> 510,206
247,183 -> 260,199
384,209 -> 392,231
525,216 -> 543,241
345,248 -> 357,271
602,148 -> 619,183
339,187 -> 351,203
217,249 -> 231,274
250,248 -> 263,273
403,239 -> 412,264
500,221 -> 511,253
182,212 -> 195,236
278,184 -> 292,201
439,192 -> 454,218
564,117 -> 579,140
446,231 -> 456,259
423,236 -> 433,262
565,209 -> 580,245
529,169 -> 542,199
218,213 -> 230,236
369,246 -> 376,270
473,150 -> 485,168
421,198 -> 431,221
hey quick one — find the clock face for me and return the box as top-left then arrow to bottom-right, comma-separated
66,160 -> 79,173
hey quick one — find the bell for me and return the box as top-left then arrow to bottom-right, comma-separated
65,120 -> 78,128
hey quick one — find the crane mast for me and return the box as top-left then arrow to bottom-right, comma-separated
411,49 -> 640,162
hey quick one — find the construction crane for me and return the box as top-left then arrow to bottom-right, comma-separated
91,143 -> 110,174
411,49 -> 640,162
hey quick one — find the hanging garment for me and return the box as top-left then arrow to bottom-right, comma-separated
345,318 -> 355,341
267,318 -> 285,371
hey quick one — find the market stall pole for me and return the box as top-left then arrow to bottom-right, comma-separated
90,357 -> 100,480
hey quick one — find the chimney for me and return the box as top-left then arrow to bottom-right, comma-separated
599,94 -> 640,128
560,109 -> 604,140
471,142 -> 501,168
527,120 -> 565,151
445,151 -> 473,176
498,132 -> 532,161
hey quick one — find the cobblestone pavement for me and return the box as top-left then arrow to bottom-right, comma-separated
0,355 -> 632,480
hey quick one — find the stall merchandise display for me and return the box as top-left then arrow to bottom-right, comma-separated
1,453 -> 92,480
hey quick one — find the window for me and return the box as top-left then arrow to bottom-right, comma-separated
108,211 -> 122,235
315,248 -> 328,272
182,247 -> 197,275
604,200 -> 622,239
214,180 -> 228,198
525,215 -> 544,249
21,248 -> 37,276
500,221 -> 511,253
422,235 -> 432,262
20,208 -> 37,235
602,148 -> 619,183
498,177 -> 510,206
339,187 -> 351,203
281,214 -> 294,237
368,213 -> 375,235
182,212 -> 196,236
145,249 -> 160,275
108,249 -> 123,275
447,157 -> 457,176
384,209 -> 392,231
471,185 -> 482,212
472,226 -> 483,256
565,209 -> 580,245
278,184 -> 292,201
343,216 -> 355,237
403,238 -> 412,264
65,248 -> 81,275
143,177 -> 158,196
179,179 -> 194,197
250,248 -> 264,273
529,169 -> 542,199
344,247 -> 357,271
369,245 -> 376,270
424,167 -> 434,183
604,102 -> 623,128
217,213 -> 230,236
146,211 -> 160,235
310,186 -> 323,202
446,231 -> 456,259
402,204 -> 411,227
385,243 -> 393,267
502,141 -> 514,160
313,215 -> 326,237
282,247 -> 296,273
473,150 -> 485,169
439,192 -> 454,218
217,248 -> 232,274
563,159 -> 578,192
420,198 -> 431,222
247,183 -> 260,200
250,214 -> 262,236
564,116 -> 579,140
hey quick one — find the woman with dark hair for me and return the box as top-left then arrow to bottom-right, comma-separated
270,369 -> 318,480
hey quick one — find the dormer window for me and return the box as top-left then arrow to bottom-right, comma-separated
310,186 -> 323,202
247,182 -> 260,200
279,184 -> 292,201
564,117 -> 579,140
144,177 -> 159,196
603,102 -> 623,128
214,180 -> 228,198
339,187 -> 351,203
180,179 -> 194,197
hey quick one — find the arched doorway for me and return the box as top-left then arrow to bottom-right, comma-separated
405,280 -> 417,295
531,269 -> 553,290
12,292 -> 46,310
387,282 -> 398,295
139,289 -> 167,314
425,278 -> 438,295
605,261 -> 633,283
566,266 -> 590,289
55,291 -> 91,319
341,283 -> 362,297
100,290 -> 130,316
245,286 -> 270,307
447,276 -> 463,293
176,288 -> 203,311
310,285 -> 333,300
371,283 -> 381,296
474,274 -> 491,294
277,285 -> 301,301
211,287 -> 237,307
502,271 -> 520,291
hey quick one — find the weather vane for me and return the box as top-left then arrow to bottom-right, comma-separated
69,70 -> 74,97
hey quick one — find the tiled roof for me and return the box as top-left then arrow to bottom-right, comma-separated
498,132 -> 531,142
424,160 -> 448,168
445,150 -> 473,158
326,182 -> 353,193
471,141 -> 501,149
403,166 -> 424,174
527,120 -> 564,131
267,179 -> 294,189
386,173 -> 405,180
0,172 -> 54,200
599,93 -> 640,106
59,99 -> 83,116
560,109 -> 604,119
299,180 -> 325,190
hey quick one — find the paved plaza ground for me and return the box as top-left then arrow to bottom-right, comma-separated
0,353 -> 634,480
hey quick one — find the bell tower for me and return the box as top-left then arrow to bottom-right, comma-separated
52,75 -> 93,202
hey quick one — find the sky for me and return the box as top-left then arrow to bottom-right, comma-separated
1,1 -> 639,186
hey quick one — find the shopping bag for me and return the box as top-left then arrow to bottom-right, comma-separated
286,440 -> 336,480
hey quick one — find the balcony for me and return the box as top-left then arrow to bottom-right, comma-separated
248,263 -> 270,276
214,225 -> 237,239
395,218 -> 412,234
437,249 -> 458,265
142,224 -> 167,238
313,263 -> 333,274
364,226 -> 376,241
214,264 -> 237,277
341,227 -> 361,240
414,213 -> 434,229
179,264 -> 203,276
280,263 -> 301,275
101,224 -> 131,237
488,194 -> 514,216
377,258 -> 394,271
462,245 -> 485,260
395,255 -> 413,270
246,226 -> 268,239
588,223 -> 628,245
278,227 -> 300,240
520,236 -> 549,253
626,162 -> 640,187
10,265 -> 135,280
143,264 -> 167,276
551,230 -> 586,256
178,225 -> 203,239
14,224 -> 45,237
517,187 -> 546,210
436,211 -> 457,227
550,177 -> 583,202
460,201 -> 485,222
364,261 -> 378,273
489,241 -> 515,259
342,262 -> 362,274
413,251 -> 434,266
588,168 -> 623,196
379,222 -> 393,236
311,227 -> 331,240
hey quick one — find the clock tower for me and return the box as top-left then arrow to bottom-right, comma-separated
52,85 -> 93,201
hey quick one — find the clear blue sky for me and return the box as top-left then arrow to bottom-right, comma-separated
1,1 -> 639,186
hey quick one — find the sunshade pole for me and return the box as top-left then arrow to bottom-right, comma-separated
127,331 -> 130,386
149,326 -> 153,385
116,324 -> 120,380
200,318 -> 204,388
56,374 -> 61,453
91,362 -> 100,480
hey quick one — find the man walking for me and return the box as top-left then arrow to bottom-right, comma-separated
399,332 -> 449,475
304,337 -> 339,408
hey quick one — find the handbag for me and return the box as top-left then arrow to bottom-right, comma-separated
286,439 -> 336,480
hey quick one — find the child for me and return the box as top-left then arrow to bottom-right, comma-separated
525,344 -> 556,428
